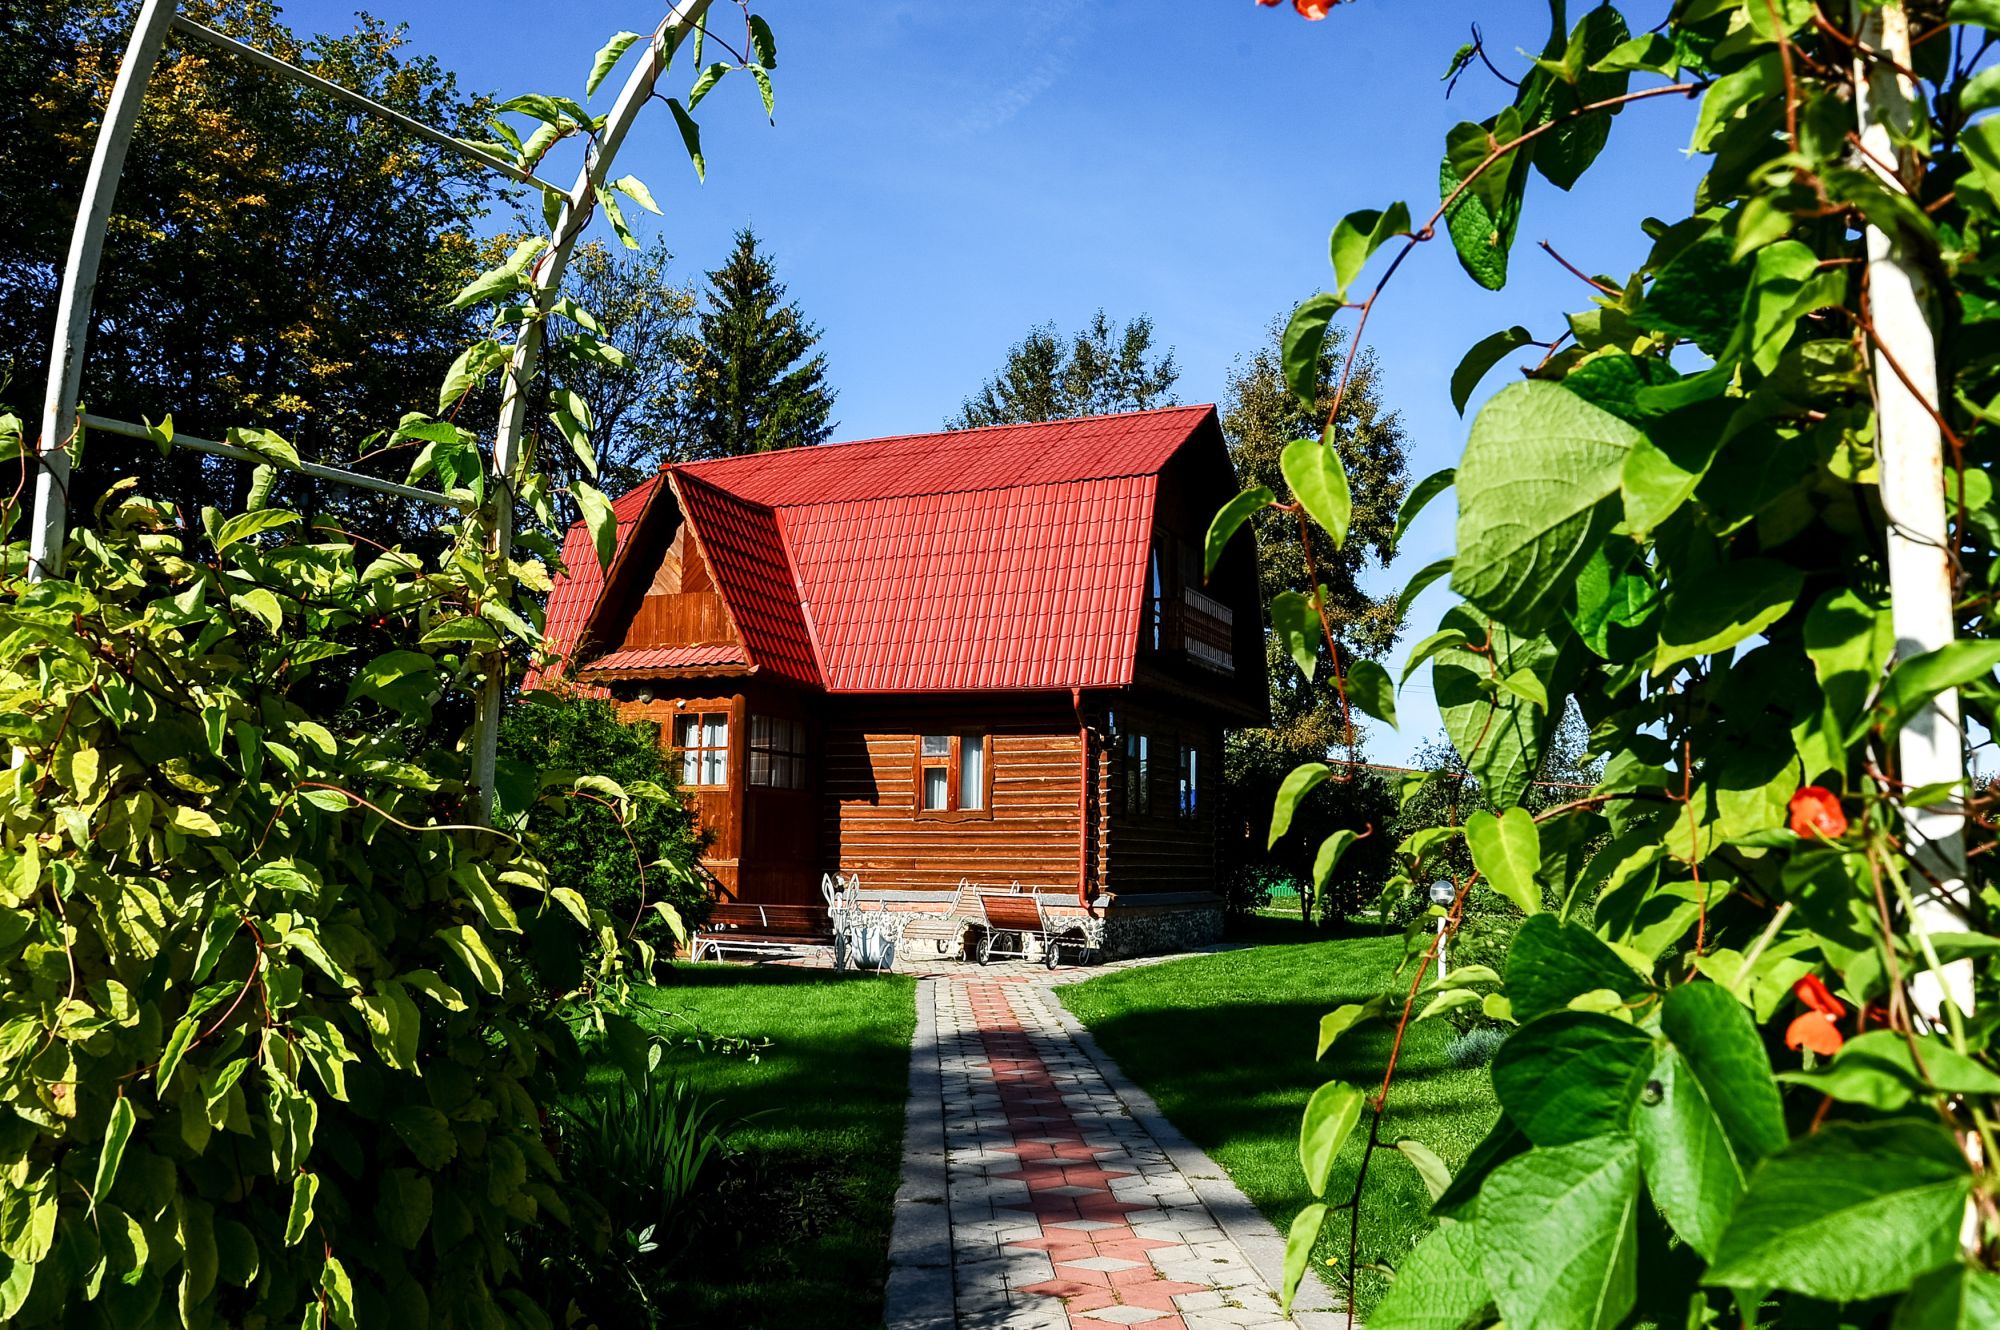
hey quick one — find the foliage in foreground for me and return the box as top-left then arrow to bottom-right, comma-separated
1227,1 -> 2000,1326
0,6 -> 774,1323
0,488 -> 652,1326
498,691 -> 706,945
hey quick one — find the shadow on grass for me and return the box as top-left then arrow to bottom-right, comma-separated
593,965 -> 917,1329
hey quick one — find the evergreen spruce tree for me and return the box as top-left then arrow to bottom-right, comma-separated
679,227 -> 836,458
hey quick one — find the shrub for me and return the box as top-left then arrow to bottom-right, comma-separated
525,1064 -> 740,1328
0,493 -> 649,1327
498,691 -> 706,944
1219,730 -> 1396,923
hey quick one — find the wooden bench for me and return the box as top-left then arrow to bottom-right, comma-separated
898,881 -> 978,961
973,890 -> 1103,969
691,902 -> 836,964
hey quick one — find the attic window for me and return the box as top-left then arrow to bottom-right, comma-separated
917,734 -> 988,818
674,712 -> 729,787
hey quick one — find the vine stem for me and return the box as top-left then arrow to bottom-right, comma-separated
1319,80 -> 1700,442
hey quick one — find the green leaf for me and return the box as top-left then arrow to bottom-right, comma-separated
1434,1114 -> 1528,1219
1345,658 -> 1397,728
92,1097 -> 136,1211
1369,1219 -> 1491,1330
587,31 -> 643,96
611,174 -> 662,216
748,14 -> 777,66
1477,1135 -> 1639,1330
1282,293 -> 1345,408
1393,1138 -> 1453,1204
1317,996 -> 1387,1058
1204,485 -> 1275,579
1654,559 -> 1804,676
1708,1122 -> 1972,1300
1507,915 -> 1651,1023
1434,607 -> 1555,809
1401,625 -> 1469,685
1498,667 -> 1548,712
750,65 -> 775,119
1272,591 -> 1319,681
1269,763 -> 1332,848
1491,1012 -> 1655,1145
283,1171 -> 318,1246
1955,0 -> 2000,34
437,339 -> 506,414
570,480 -> 619,572
1281,435 -> 1352,548
1870,640 -> 2000,744
1659,983 -> 1787,1164
1451,328 -> 1534,414
1780,1029 -> 2000,1111
1440,121 -> 1525,290
1632,1045 -> 1745,1259
1465,807 -> 1541,915
1453,382 -> 1641,627
389,1105 -> 459,1169
376,1170 -> 432,1251
1299,1080 -> 1365,1196
1394,471 -> 1456,558
1281,1202 -> 1328,1316
232,588 -> 283,634
1328,202 -> 1411,298
322,1254 -> 357,1330
1396,557 -> 1454,623
448,263 -> 522,311
1313,830 -> 1360,896
436,925 -> 505,995
1805,586 -> 1894,730
1619,429 -> 1721,537
213,508 -> 299,553
157,1015 -> 198,1091
686,60 -> 729,111
667,97 -> 706,181
1893,1265 -> 2000,1330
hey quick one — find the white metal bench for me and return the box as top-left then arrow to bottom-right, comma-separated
972,887 -> 1105,969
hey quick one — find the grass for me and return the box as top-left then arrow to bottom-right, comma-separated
623,964 -> 917,1329
1056,915 -> 1498,1314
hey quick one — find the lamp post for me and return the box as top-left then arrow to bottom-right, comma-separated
1428,879 -> 1455,983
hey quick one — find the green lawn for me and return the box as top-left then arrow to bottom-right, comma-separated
626,965 -> 917,1329
1057,917 -> 1497,1314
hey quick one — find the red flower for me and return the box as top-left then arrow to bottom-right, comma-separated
1294,0 -> 1335,16
1788,785 -> 1848,840
1784,974 -> 1848,1056
1255,0 -> 1282,6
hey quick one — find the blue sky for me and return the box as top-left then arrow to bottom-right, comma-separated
283,0 -> 1701,761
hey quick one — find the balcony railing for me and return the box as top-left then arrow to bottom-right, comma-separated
1180,587 -> 1234,674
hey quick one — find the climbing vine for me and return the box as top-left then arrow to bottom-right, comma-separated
1223,1 -> 2000,1324
0,9 -> 768,1326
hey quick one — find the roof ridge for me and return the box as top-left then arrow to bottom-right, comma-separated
675,402 -> 1215,472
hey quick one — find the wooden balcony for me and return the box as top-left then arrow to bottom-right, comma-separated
1180,588 -> 1234,675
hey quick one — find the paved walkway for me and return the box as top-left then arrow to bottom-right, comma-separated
885,970 -> 1351,1330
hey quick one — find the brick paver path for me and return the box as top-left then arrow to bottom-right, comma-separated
926,977 -> 1312,1330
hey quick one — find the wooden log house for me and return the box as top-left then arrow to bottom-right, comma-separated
527,406 -> 1267,954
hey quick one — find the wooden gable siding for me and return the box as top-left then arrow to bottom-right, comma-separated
618,517 -> 736,652
822,697 -> 1096,895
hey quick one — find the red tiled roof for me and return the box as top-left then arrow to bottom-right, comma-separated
672,473 -> 823,687
522,475 -> 660,691
534,406 -> 1224,694
673,405 -> 1208,506
588,644 -> 747,671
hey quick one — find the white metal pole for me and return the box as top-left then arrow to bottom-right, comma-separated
467,0 -> 716,821
29,0 -> 179,581
1854,2 -> 1973,1016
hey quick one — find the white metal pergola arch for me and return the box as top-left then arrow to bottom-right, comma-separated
27,0 -> 718,823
